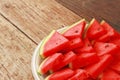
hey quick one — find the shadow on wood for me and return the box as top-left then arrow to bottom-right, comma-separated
56,0 -> 120,31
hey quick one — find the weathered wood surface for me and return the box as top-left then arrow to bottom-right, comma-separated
0,0 -> 80,44
0,0 -> 80,80
1,0 -> 119,79
0,15 -> 35,80
56,0 -> 120,31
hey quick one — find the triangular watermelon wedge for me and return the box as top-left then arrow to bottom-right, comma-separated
86,18 -> 106,40
97,20 -> 120,42
94,42 -> 119,56
74,38 -> 94,53
68,69 -> 89,80
45,68 -> 74,80
50,51 -> 76,72
38,53 -> 63,74
62,19 -> 86,39
40,30 -> 69,58
85,54 -> 113,79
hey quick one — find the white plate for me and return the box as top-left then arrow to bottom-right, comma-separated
31,27 -> 66,80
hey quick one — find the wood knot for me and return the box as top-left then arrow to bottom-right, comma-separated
4,4 -> 10,8
4,3 -> 15,9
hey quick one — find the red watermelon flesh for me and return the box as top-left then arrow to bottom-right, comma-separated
45,68 -> 75,80
38,53 -> 63,74
74,38 -> 94,53
85,54 -> 113,79
70,52 -> 99,69
40,30 -> 69,58
110,51 -> 120,74
63,19 -> 86,39
101,69 -> 120,80
38,19 -> 120,80
110,38 -> 120,48
86,19 -> 106,40
51,51 -> 76,72
110,60 -> 120,74
97,21 -> 120,42
68,69 -> 88,80
62,37 -> 83,52
94,42 -> 119,56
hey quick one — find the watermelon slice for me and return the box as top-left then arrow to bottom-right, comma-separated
101,69 -> 120,80
110,51 -> 120,74
68,69 -> 88,80
38,53 -> 63,74
74,38 -> 94,53
51,51 -> 76,72
97,20 -> 120,42
37,18 -> 120,80
62,37 -> 83,52
62,19 -> 86,39
85,54 -> 113,79
45,68 -> 75,80
86,18 -> 106,40
40,30 -> 69,58
70,52 -> 99,69
94,42 -> 119,56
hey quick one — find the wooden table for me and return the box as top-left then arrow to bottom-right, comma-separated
0,0 -> 80,80
56,0 -> 120,31
0,0 -> 119,80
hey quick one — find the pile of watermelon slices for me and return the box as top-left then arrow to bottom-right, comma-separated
38,19 -> 120,80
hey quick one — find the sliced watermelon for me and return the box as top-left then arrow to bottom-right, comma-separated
38,53 -> 63,74
74,38 -> 94,53
110,38 -> 120,48
86,19 -> 106,40
45,68 -> 75,80
62,37 -> 83,52
70,52 -> 99,69
110,60 -> 120,74
110,51 -> 120,74
51,51 -> 76,72
40,30 -> 69,58
62,19 -> 86,39
68,69 -> 88,80
94,42 -> 119,56
38,18 -> 120,80
85,54 -> 113,79
101,69 -> 120,80
97,20 -> 120,42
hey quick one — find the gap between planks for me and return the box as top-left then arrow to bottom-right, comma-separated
0,12 -> 38,45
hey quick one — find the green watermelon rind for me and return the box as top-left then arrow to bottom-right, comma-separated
100,20 -> 105,25
85,18 -> 95,32
69,63 -> 73,69
82,24 -> 89,38
37,57 -> 50,75
83,18 -> 97,38
45,75 -> 50,80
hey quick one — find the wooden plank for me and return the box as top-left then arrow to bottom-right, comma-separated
0,0 -> 81,44
0,15 -> 36,80
56,0 -> 120,31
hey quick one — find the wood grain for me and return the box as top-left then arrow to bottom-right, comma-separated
0,0 -> 82,80
0,0 -> 81,44
0,15 -> 36,80
56,0 -> 120,31
0,0 -> 119,80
